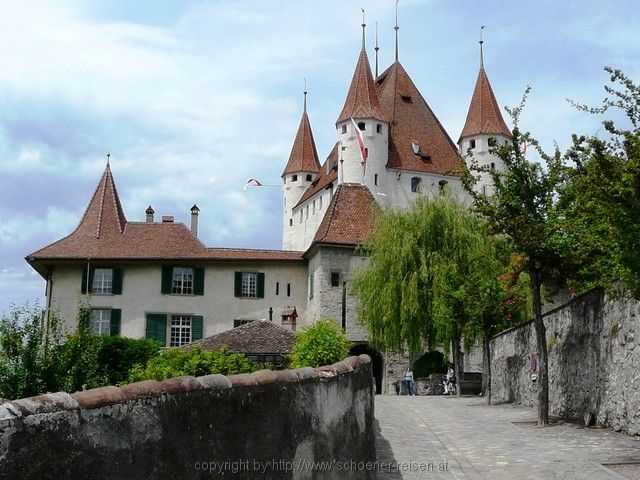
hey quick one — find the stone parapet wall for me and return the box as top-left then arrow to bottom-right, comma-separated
491,289 -> 640,436
0,355 -> 375,479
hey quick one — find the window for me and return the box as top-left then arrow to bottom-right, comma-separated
439,180 -> 448,193
234,319 -> 255,328
411,177 -> 421,193
482,185 -> 487,195
276,282 -> 280,295
170,315 -> 191,347
319,196 -> 322,210
376,123 -> 382,134
289,218 -> 293,227
374,174 -> 378,186
490,162 -> 495,170
172,267 -> 193,295
469,139 -> 476,149
357,121 -> 365,131
292,174 -> 298,182
91,309 -> 111,336
341,124 -> 347,134
299,210 -> 303,223
331,272 -> 340,287
306,174 -> 312,181
305,205 -> 309,219
287,283 -> 291,297
312,200 -> 316,214
82,267 -> 122,295
400,94 -> 412,103
242,272 -> 257,298
92,269 -> 113,294
235,271 -> 264,298
309,273 -> 314,299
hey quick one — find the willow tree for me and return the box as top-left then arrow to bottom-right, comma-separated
351,195 -> 525,399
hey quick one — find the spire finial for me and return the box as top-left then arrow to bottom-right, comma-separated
374,21 -> 380,78
479,25 -> 485,68
303,78 -> 308,113
394,0 -> 400,62
106,151 -> 110,167
361,8 -> 366,50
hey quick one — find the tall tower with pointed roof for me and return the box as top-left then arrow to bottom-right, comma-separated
459,37 -> 511,195
282,91 -> 321,250
335,24 -> 389,186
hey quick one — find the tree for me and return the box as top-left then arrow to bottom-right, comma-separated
461,89 -> 571,424
351,195 -> 527,400
289,319 -> 351,368
560,68 -> 640,297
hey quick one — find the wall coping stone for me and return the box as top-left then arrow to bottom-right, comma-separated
3,356 -> 369,417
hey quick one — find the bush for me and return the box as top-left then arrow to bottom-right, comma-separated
126,346 -> 261,383
97,336 -> 162,385
290,319 -> 351,368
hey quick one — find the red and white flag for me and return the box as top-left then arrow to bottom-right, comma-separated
350,118 -> 368,172
243,178 -> 263,191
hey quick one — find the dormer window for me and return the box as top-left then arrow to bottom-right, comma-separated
376,124 -> 382,134
306,174 -> 312,181
341,124 -> 347,134
401,94 -> 412,103
357,121 -> 366,131
292,174 -> 298,182
412,141 -> 420,155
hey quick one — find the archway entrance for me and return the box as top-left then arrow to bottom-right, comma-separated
349,343 -> 383,394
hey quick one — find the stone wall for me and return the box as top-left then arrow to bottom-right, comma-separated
0,356 -> 375,479
491,289 -> 640,436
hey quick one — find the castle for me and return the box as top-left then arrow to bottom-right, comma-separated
26,21 -> 510,392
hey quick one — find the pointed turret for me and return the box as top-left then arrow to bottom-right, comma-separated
282,92 -> 320,177
336,47 -> 386,124
458,66 -> 511,142
77,162 -> 127,238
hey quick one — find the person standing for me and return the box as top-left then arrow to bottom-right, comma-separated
403,369 -> 415,396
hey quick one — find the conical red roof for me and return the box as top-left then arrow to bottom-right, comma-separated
282,109 -> 320,176
78,162 -> 127,238
459,66 -> 511,142
336,48 -> 387,124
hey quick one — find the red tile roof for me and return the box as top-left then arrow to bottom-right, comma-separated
27,166 -> 304,264
311,183 -> 376,247
282,106 -> 321,176
336,48 -> 387,124
191,320 -> 296,354
459,66 -> 511,142
376,62 -> 463,176
294,143 -> 338,208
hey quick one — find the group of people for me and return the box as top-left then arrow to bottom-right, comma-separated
397,363 -> 456,396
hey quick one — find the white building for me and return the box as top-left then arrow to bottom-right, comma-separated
26,25 -> 509,393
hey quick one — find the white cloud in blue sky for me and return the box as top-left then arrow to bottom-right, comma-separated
1,0 -> 639,312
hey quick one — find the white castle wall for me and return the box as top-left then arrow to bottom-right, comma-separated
459,133 -> 510,195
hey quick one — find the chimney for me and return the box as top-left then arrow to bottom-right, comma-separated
145,206 -> 155,223
190,204 -> 200,237
161,216 -> 174,223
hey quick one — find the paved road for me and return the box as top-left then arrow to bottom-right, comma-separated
374,396 -> 640,480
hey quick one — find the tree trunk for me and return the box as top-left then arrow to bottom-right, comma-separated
452,330 -> 463,398
482,330 -> 491,405
531,267 -> 549,426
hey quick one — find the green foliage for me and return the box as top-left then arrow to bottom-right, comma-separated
0,303 -> 62,399
560,68 -> 640,298
289,319 -> 351,368
547,334 -> 560,351
412,351 -> 446,379
55,331 -> 107,392
351,195 -> 528,356
97,336 -> 162,385
126,346 -> 261,382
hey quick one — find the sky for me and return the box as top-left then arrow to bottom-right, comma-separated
1,0 -> 639,313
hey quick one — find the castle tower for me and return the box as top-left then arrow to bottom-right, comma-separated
335,24 -> 388,187
458,38 -> 511,195
282,91 -> 321,250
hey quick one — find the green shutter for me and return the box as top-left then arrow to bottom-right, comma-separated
81,267 -> 88,294
192,315 -> 203,341
110,309 -> 121,336
193,267 -> 205,295
234,271 -> 242,297
257,272 -> 265,298
112,268 -> 123,295
161,266 -> 173,294
146,313 -> 167,346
